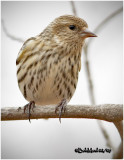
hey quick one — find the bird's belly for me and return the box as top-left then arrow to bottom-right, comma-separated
25,68 -> 77,106
33,77 -> 63,106
18,54 -> 79,106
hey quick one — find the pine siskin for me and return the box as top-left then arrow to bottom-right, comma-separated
16,15 -> 97,122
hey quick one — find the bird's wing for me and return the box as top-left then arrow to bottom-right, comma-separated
16,36 -> 44,65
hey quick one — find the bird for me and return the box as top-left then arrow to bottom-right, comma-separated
16,15 -> 97,122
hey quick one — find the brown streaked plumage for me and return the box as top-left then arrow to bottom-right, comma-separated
16,15 -> 97,122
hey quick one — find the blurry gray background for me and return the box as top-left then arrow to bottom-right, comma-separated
1,1 -> 123,159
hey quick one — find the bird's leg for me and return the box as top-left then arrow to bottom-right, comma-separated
24,101 -> 35,123
55,99 -> 67,123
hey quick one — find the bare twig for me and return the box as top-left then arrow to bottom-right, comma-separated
84,8 -> 123,155
70,0 -> 115,151
84,7 -> 123,56
87,7 -> 123,47
97,120 -> 115,151
84,51 -> 95,105
1,19 -> 24,43
83,6 -> 123,103
70,2 -> 123,157
1,104 -> 123,121
84,7 -> 123,159
70,1 -> 77,16
113,121 -> 123,159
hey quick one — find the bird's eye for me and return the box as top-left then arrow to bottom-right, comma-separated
69,25 -> 76,30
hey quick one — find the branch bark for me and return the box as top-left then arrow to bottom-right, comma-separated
1,104 -> 123,122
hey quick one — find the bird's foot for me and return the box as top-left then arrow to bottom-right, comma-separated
55,99 -> 67,123
23,101 -> 35,123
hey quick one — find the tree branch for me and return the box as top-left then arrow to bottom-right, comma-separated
1,104 -> 123,122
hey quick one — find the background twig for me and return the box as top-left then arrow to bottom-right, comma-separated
1,19 -> 24,43
84,7 -> 123,53
70,1 -> 77,16
113,121 -> 123,159
70,1 -> 123,158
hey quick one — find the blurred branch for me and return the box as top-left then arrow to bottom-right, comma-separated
70,0 -> 114,150
70,1 -> 123,158
84,52 -> 95,104
70,1 -> 77,16
1,104 -> 123,121
97,120 -> 115,150
83,7 -> 123,159
87,7 -> 123,47
84,7 -> 123,55
1,19 -> 24,43
113,121 -> 123,159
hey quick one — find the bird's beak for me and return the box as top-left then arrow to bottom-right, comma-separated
80,29 -> 97,38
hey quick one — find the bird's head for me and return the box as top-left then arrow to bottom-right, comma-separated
44,15 -> 97,46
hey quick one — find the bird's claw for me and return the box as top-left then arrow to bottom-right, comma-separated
55,99 -> 67,123
24,101 -> 35,123
17,107 -> 21,111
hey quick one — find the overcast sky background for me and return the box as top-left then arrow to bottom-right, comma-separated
1,1 -> 123,159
